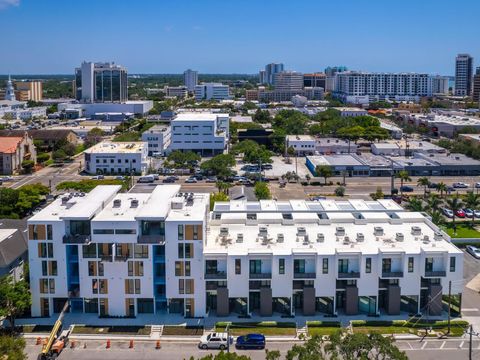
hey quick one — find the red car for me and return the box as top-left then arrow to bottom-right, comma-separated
455,209 -> 466,218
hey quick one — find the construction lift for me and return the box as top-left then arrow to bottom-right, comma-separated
38,302 -> 71,360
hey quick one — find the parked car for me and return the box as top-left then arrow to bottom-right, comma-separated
455,209 -> 466,218
442,208 -> 454,218
466,245 -> 480,259
475,182 -> 480,189
235,334 -> 266,350
198,332 -> 231,350
162,176 -> 176,183
400,186 -> 414,192
114,176 -> 125,180
206,176 -> 218,183
194,175 -> 204,181
261,164 -> 273,170
464,209 -> 474,218
138,175 -> 155,183
185,177 -> 198,183
453,182 -> 470,188
91,175 -> 104,180
428,182 -> 438,189
474,210 -> 480,218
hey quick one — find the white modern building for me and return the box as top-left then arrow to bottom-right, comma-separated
184,69 -> 198,92
264,63 -> 284,85
169,113 -> 229,156
84,141 -> 148,175
165,86 -> 188,99
431,75 -> 449,95
57,101 -> 153,118
286,135 -> 316,155
195,83 -> 230,101
141,125 -> 171,156
28,188 -> 464,318
274,71 -> 304,91
454,54 -> 473,96
2,106 -> 47,120
334,72 -> 433,105
335,107 -> 368,117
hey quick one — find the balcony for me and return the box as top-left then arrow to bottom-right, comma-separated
100,255 -> 113,262
294,272 -> 316,279
425,270 -> 446,277
63,234 -> 90,244
382,271 -> 404,278
338,271 -> 360,279
138,235 -> 164,244
205,271 -> 227,280
249,272 -> 272,279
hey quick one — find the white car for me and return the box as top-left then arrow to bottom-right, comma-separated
474,210 -> 480,218
466,245 -> 480,259
453,182 -> 470,188
464,209 -> 474,218
198,332 -> 231,350
475,182 -> 480,189
442,208 -> 454,218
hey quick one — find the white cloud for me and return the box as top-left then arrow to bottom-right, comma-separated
0,0 -> 20,10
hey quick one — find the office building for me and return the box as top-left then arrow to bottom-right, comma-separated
259,70 -> 266,84
57,101 -> 153,118
169,113 -> 229,156
264,63 -> 284,85
473,67 -> 480,103
75,62 -> 128,103
194,83 -> 230,101
274,71 -> 303,91
184,69 -> 198,92
454,54 -> 473,96
431,76 -> 449,95
83,141 -> 148,175
1,107 -> 47,120
165,86 -> 188,99
141,125 -> 171,156
325,66 -> 347,92
14,80 -> 43,101
334,72 -> 433,105
304,73 -> 326,89
28,187 -> 463,318
0,133 -> 36,175
285,135 -> 316,155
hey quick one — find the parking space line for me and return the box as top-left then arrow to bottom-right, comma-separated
460,341 -> 464,348
421,341 -> 428,350
440,341 -> 446,349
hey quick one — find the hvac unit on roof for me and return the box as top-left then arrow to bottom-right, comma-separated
434,231 -> 443,241
131,199 -> 139,208
277,233 -> 284,243
236,233 -> 244,243
395,233 -> 404,242
423,235 -> 430,243
411,226 -> 422,235
336,227 -> 345,236
259,227 -> 268,235
374,226 -> 384,236
297,227 -> 306,236
220,227 -> 229,236
113,199 -> 121,208
302,235 -> 310,245
343,236 -> 350,245
317,233 -> 325,243
356,233 -> 364,242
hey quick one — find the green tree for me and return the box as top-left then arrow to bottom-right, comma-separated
85,127 -> 104,148
370,187 -> 384,200
406,197 -> 426,212
52,149 -> 67,162
253,109 -> 271,123
210,192 -> 229,211
335,186 -> 345,197
273,110 -> 309,134
286,334 -> 325,360
396,170 -> 411,196
36,153 -> 50,164
265,349 -> 281,360
193,351 -> 251,360
167,150 -> 201,169
0,335 -> 27,360
446,196 -> 463,235
0,276 -> 31,330
417,177 -> 431,198
430,209 -> 445,226
315,165 -> 333,185
436,182 -> 448,198
427,194 -> 442,212
464,191 -> 480,228
201,154 -> 236,179
254,182 -> 271,200
21,160 -> 35,174
216,181 -> 232,195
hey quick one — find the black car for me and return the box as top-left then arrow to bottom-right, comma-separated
162,177 -> 176,183
400,186 -> 414,192
428,182 -> 438,189
235,334 -> 265,350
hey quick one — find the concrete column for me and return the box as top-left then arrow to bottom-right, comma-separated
345,286 -> 358,315
217,287 -> 229,317
260,288 -> 272,316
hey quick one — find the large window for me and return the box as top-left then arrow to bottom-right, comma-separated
235,259 -> 241,274
46,225 -> 53,240
141,221 -> 165,237
250,260 -> 262,274
125,279 -> 141,294
134,245 -> 148,258
450,257 -> 456,272
425,258 -> 433,272
128,261 -> 144,276
382,259 -> 391,273
175,261 -> 184,276
293,259 -> 305,274
366,258 -> 372,273
279,259 -> 285,275
42,261 -> 57,276
38,243 -> 53,258
83,243 -> 97,258
178,225 -> 184,240
322,258 -> 329,274
408,257 -> 414,272
70,220 -> 91,236
92,279 -> 108,294
338,259 -> 349,273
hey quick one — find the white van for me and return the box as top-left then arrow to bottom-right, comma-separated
137,175 -> 155,183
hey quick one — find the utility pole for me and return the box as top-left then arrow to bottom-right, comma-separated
469,324 -> 473,360
226,323 -> 230,353
447,280 -> 452,335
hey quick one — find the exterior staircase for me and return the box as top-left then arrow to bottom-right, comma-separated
150,325 -> 164,339
296,325 -> 308,339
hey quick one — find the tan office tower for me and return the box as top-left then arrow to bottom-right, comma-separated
14,80 -> 43,101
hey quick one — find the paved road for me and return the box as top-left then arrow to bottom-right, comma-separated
25,338 -> 480,360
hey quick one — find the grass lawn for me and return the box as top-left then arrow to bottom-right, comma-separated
352,326 -> 413,335
442,224 -> 480,238
215,326 -> 296,336
162,326 -> 204,336
308,327 -> 342,337
18,325 -> 53,333
72,325 -> 151,336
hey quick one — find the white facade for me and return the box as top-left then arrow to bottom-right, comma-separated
3,106 -> 47,120
169,113 -> 229,156
335,107 -> 368,117
84,141 -> 148,175
58,101 -> 153,117
28,187 -> 463,319
195,83 -> 230,101
184,69 -> 198,92
286,135 -> 316,155
431,75 -> 449,95
274,71 -> 304,91
141,125 -> 171,156
165,86 -> 188,99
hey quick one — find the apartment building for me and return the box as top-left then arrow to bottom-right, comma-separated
454,54 -> 473,97
84,141 -> 148,175
274,71 -> 303,92
141,125 -> 171,156
28,187 -> 463,319
303,73 -> 326,89
473,67 -> 480,103
195,83 -> 230,101
165,86 -> 188,99
168,113 -> 229,156
184,69 -> 198,92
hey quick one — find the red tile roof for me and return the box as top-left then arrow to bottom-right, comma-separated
0,137 -> 23,154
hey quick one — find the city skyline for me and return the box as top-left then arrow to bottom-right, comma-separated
0,0 -> 479,75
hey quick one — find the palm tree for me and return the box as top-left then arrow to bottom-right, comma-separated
396,170 -> 411,196
406,197 -> 425,212
436,182 -> 448,198
430,209 -> 445,226
446,196 -> 463,235
417,177 -> 430,198
427,194 -> 442,212
216,181 -> 232,195
465,191 -> 480,228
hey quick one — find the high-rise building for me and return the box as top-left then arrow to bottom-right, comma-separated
303,73 -> 326,89
273,71 -> 303,91
264,63 -> 284,85
473,67 -> 480,103
4,75 -> 16,101
14,80 -> 43,101
194,83 -> 230,101
454,54 -> 473,96
258,70 -> 266,84
324,66 -> 348,92
75,62 -> 128,103
183,69 -> 198,92
431,75 -> 449,95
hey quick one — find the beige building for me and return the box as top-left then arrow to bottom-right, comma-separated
14,81 -> 43,101
0,133 -> 37,175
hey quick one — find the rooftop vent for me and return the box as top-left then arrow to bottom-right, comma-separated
396,233 -> 404,242
356,233 -> 364,242
61,196 -> 70,205
302,235 -> 310,245
220,227 -> 229,236
113,199 -> 121,208
423,235 -> 430,243
297,227 -> 306,236
277,233 -> 284,243
336,226 -> 345,236
434,231 -> 443,241
259,227 -> 268,236
131,199 -> 139,208
343,236 -> 350,245
317,233 -> 325,243
236,233 -> 244,243
411,226 -> 422,235
374,226 -> 384,236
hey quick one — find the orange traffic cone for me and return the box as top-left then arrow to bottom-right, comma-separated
129,339 -> 134,349
155,340 -> 161,349
106,339 -> 111,349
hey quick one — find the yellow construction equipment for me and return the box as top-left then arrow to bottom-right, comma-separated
37,302 -> 70,360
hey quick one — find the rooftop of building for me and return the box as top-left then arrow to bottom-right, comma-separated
0,220 -> 27,268
426,153 -> 480,166
286,135 -> 315,141
142,125 -> 170,134
172,113 -> 229,122
0,129 -> 76,140
409,113 -> 480,126
231,115 -> 253,123
334,107 -> 367,112
0,136 -> 24,154
315,137 -> 352,146
460,134 -> 480,141
356,153 -> 396,167
206,200 -> 459,256
307,154 -> 366,167
84,141 -> 145,154
373,140 -> 444,152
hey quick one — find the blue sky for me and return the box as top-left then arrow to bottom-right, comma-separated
0,0 -> 479,75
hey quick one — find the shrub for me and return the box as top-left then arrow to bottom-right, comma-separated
335,186 -> 345,197
36,153 -> 50,163
306,321 -> 341,328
